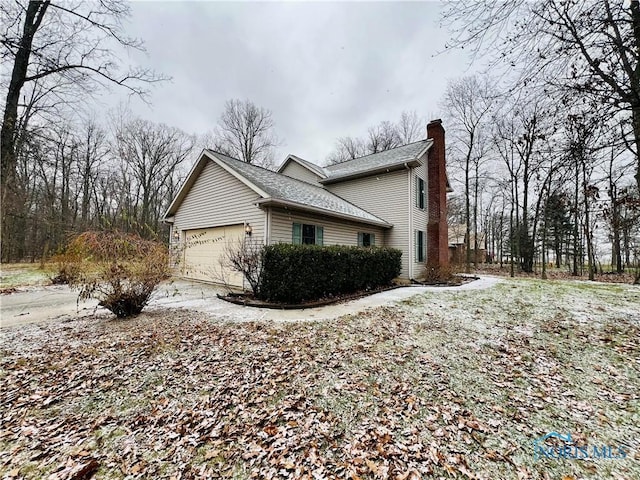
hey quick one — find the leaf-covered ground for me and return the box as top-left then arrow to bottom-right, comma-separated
1,278 -> 639,479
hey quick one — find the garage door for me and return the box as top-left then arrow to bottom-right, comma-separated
182,225 -> 245,287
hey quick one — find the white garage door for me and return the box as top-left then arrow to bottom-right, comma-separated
182,225 -> 245,287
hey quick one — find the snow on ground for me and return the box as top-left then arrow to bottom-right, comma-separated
147,276 -> 504,323
1,276 -> 638,479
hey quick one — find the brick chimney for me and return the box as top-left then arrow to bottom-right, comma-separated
426,119 -> 449,269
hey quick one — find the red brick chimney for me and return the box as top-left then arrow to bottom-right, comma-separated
426,119 -> 449,269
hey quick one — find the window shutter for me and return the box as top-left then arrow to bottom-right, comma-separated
371,234 -> 375,246
357,232 -> 363,246
316,226 -> 324,246
415,230 -> 419,260
292,223 -> 302,244
416,230 -> 425,262
417,177 -> 425,209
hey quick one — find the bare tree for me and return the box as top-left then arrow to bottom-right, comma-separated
325,111 -> 425,165
397,110 -> 424,144
213,99 -> 280,167
114,117 -> 195,237
77,118 -> 108,229
366,120 -> 401,154
442,0 -> 640,193
1,0 -> 164,261
443,76 -> 495,272
326,136 -> 366,164
491,96 -> 555,274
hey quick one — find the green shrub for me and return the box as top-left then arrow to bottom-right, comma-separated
64,231 -> 170,318
259,244 -> 401,303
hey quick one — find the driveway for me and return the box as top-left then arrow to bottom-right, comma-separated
1,276 -> 502,328
0,285 -> 100,328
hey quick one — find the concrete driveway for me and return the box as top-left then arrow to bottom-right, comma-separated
0,280 -> 227,328
0,276 -> 502,328
0,285 -> 101,328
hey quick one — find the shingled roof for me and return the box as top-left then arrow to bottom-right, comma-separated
205,150 -> 391,227
322,139 -> 432,183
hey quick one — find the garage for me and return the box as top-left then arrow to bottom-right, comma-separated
182,225 -> 245,287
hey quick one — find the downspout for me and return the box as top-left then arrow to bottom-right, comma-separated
265,206 -> 271,246
406,163 -> 413,280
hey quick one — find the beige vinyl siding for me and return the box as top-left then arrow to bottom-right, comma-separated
173,160 -> 266,243
412,156 -> 429,276
280,161 -> 323,185
326,169 -> 411,277
270,208 -> 385,247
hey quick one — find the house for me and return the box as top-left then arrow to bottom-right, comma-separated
448,223 -> 487,264
163,119 -> 451,287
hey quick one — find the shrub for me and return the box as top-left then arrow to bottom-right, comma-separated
49,252 -> 82,285
421,264 -> 455,284
259,244 -> 401,303
224,238 -> 264,294
64,231 -> 170,318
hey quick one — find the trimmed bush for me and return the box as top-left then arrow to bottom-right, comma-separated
259,244 -> 401,303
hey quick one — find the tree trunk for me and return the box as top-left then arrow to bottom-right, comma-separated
1,1 -> 50,261
473,161 -> 479,266
582,162 -> 595,281
465,144 -> 472,273
572,155 -> 580,276
630,0 -> 640,192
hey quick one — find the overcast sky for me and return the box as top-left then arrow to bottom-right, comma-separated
124,1 -> 475,166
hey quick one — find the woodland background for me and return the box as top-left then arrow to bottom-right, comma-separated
1,0 -> 639,279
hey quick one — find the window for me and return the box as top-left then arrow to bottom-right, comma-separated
416,176 -> 425,210
292,223 -> 324,245
416,230 -> 426,263
357,232 -> 375,247
302,224 -> 316,244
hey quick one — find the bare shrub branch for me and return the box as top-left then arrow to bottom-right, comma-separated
63,231 -> 170,318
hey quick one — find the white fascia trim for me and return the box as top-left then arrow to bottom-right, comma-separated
320,159 -> 422,185
289,155 -> 327,178
205,151 -> 270,199
163,149 -> 209,219
414,140 -> 433,163
276,156 -> 293,173
278,155 -> 327,178
255,198 -> 393,229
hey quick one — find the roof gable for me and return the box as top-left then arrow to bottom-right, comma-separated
164,149 -> 391,228
210,151 -> 390,227
163,150 -> 268,219
277,154 -> 327,179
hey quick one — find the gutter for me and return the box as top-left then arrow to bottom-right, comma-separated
255,198 -> 393,229
320,159 -> 422,185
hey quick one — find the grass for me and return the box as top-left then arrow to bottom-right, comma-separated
0,262 -> 53,288
0,278 -> 638,479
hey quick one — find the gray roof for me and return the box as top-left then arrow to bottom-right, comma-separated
324,139 -> 432,181
207,150 -> 391,227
